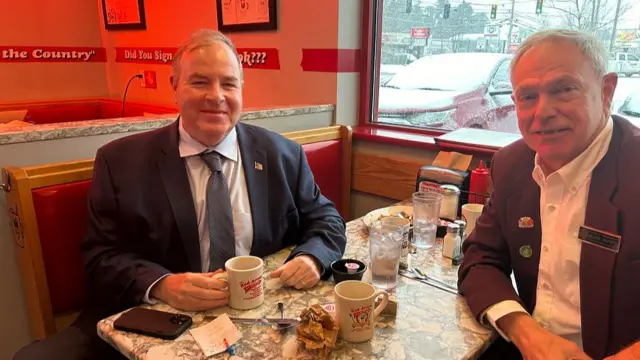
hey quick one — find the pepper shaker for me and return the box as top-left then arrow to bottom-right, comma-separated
452,220 -> 466,266
454,219 -> 467,242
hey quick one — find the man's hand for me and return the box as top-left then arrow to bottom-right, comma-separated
604,343 -> 640,360
270,255 -> 322,289
150,270 -> 229,311
498,313 -> 591,360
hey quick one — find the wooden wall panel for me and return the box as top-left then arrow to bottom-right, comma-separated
352,151 -> 424,200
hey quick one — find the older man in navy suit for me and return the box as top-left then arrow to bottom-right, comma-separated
459,29 -> 640,360
14,29 -> 346,360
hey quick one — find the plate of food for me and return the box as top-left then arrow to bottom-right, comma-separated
362,206 -> 455,237
362,206 -> 413,229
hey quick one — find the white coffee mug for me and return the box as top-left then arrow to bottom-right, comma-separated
334,280 -> 389,343
462,203 -> 484,235
224,256 -> 264,310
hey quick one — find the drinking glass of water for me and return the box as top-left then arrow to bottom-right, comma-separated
412,191 -> 443,250
369,218 -> 404,291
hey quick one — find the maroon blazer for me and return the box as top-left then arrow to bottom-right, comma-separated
458,115 -> 640,359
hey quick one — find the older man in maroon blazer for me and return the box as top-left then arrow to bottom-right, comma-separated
459,29 -> 640,360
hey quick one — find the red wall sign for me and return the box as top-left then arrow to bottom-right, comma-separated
0,46 -> 107,63
114,47 -> 280,70
237,48 -> 280,70
114,47 -> 176,64
300,49 -> 360,72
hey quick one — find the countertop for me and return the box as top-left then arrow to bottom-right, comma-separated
0,105 -> 334,145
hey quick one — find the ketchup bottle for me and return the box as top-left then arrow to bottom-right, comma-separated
469,160 -> 489,204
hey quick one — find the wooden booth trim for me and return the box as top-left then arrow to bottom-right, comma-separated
352,151 -> 423,201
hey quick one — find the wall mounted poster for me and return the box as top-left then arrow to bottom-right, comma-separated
216,0 -> 278,32
102,0 -> 147,30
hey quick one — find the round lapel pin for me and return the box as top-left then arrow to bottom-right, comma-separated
519,245 -> 533,258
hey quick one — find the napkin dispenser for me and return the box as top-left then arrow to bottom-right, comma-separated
415,165 -> 471,208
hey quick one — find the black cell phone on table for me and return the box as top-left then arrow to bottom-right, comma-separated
113,307 -> 193,340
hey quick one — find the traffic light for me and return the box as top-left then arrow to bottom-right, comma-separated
443,3 -> 451,19
490,4 -> 497,19
535,0 -> 543,14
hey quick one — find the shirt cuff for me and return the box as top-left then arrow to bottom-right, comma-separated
142,274 -> 171,304
482,300 -> 529,341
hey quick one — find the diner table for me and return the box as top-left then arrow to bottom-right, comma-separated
97,202 -> 497,359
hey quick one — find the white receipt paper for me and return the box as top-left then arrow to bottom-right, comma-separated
190,313 -> 242,357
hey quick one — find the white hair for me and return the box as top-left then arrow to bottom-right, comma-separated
172,29 -> 243,86
511,29 -> 608,78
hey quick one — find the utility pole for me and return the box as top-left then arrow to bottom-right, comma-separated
591,0 -> 597,31
505,0 -> 516,53
608,0 -> 623,52
593,0 -> 602,33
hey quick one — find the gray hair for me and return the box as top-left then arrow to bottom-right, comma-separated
172,29 -> 243,86
511,29 -> 608,78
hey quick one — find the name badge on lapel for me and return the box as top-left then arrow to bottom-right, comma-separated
518,217 -> 534,228
578,225 -> 621,253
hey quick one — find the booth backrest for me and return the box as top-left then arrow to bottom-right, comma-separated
32,181 -> 92,314
2,125 -> 351,340
24,103 -> 102,124
98,100 -> 178,119
1,99 -> 177,125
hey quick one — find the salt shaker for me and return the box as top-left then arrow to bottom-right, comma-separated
439,184 -> 460,221
442,223 -> 460,259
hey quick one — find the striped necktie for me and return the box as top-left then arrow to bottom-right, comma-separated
200,151 -> 236,272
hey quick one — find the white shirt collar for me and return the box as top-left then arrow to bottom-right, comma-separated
178,119 -> 238,162
532,117 -> 614,189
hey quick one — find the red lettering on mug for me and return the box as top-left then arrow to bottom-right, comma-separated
349,305 -> 372,332
240,277 -> 263,300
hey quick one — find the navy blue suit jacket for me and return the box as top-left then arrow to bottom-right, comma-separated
77,120 -> 346,330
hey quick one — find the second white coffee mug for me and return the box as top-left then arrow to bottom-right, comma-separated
461,203 -> 484,235
224,256 -> 264,310
334,280 -> 389,343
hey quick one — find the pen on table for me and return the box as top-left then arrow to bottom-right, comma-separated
223,337 -> 237,356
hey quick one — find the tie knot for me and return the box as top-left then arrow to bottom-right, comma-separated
200,151 -> 222,172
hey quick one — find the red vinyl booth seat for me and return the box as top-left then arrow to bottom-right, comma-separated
302,140 -> 344,218
31,181 -> 91,314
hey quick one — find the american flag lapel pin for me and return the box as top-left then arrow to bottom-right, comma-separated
518,216 -> 534,228
254,161 -> 263,171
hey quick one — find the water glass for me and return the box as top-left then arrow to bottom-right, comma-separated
412,191 -> 443,250
369,218 -> 404,291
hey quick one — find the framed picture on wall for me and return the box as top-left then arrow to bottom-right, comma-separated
102,0 -> 147,30
216,0 -> 278,32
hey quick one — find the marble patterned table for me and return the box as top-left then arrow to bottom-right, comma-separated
97,207 -> 496,360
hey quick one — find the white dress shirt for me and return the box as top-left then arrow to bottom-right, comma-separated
143,122 -> 254,303
178,122 -> 254,271
485,117 -> 614,348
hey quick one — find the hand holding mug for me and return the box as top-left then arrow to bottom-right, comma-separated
151,270 -> 229,311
